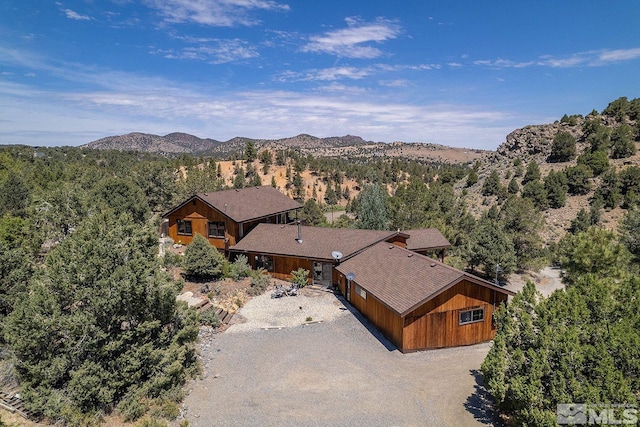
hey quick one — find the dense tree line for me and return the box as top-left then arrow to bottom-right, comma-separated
482,223 -> 640,425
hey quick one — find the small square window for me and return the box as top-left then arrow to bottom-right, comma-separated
354,284 -> 367,300
177,219 -> 192,235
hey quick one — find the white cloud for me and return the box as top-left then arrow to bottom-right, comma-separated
0,70 -> 513,149
63,9 -> 92,21
473,59 -> 535,68
155,39 -> 259,64
145,0 -> 289,27
475,47 -> 640,69
379,79 -> 407,87
302,17 -> 401,59
597,47 -> 640,63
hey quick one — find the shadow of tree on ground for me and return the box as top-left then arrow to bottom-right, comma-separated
465,369 -> 506,426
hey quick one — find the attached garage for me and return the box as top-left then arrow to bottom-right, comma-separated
336,242 -> 514,352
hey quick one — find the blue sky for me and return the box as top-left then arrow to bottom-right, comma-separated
1,1 -> 639,149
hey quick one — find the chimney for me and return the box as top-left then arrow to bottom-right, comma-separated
296,221 -> 303,243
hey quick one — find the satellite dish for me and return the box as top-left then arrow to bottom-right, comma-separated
331,251 -> 343,260
346,272 -> 356,281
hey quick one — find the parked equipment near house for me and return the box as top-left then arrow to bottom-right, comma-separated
271,283 -> 299,298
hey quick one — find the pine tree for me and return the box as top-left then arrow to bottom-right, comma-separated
482,169 -> 502,196
544,170 -> 568,208
244,140 -> 257,163
299,199 -> 324,226
569,208 -> 591,234
565,164 -> 593,195
610,124 -> 637,159
466,169 -> 478,187
463,216 -> 517,277
522,160 -> 541,185
233,167 -> 245,189
619,207 -> 640,258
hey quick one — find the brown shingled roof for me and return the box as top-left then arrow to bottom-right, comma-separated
230,223 -> 398,261
163,186 -> 302,223
336,242 -> 513,317
403,228 -> 451,251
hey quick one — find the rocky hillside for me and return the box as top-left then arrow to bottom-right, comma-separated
86,132 -> 222,154
460,97 -> 640,241
85,132 -> 486,164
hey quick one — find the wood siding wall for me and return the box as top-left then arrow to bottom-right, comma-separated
337,275 -> 509,352
402,280 -> 508,351
350,288 -> 404,349
167,199 -> 236,250
243,253 -> 314,283
167,199 -> 287,250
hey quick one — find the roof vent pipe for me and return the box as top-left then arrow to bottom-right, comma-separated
296,221 -> 303,243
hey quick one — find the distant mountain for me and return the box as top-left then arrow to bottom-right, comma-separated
85,132 -> 222,154
84,132 -> 487,163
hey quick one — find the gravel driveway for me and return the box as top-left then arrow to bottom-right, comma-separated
178,288 -> 500,427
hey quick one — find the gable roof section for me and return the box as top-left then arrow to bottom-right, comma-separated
403,228 -> 451,251
230,223 -> 398,261
336,242 -> 514,317
163,186 -> 302,223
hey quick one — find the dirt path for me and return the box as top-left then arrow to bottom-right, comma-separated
505,266 -> 565,297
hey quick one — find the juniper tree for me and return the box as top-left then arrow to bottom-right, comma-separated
183,233 -> 227,280
4,212 -> 198,423
564,164 -> 593,195
611,124 -> 637,159
548,131 -> 577,162
522,160 -> 541,185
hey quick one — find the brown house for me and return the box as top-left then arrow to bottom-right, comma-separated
335,242 -> 514,352
162,186 -> 302,251
229,223 -> 405,283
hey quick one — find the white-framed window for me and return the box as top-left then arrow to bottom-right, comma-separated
354,284 -> 367,300
459,308 -> 484,325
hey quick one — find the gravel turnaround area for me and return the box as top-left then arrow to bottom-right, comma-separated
179,288 -> 501,427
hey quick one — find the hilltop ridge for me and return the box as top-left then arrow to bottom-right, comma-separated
85,133 -> 487,164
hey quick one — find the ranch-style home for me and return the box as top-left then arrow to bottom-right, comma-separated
168,187 -> 514,350
162,186 -> 302,251
229,223 -> 409,284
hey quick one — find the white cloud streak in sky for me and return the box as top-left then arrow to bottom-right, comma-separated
155,39 -> 259,63
145,0 -> 289,27
475,47 -> 640,69
0,72 -> 513,148
302,17 -> 401,58
63,9 -> 92,20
